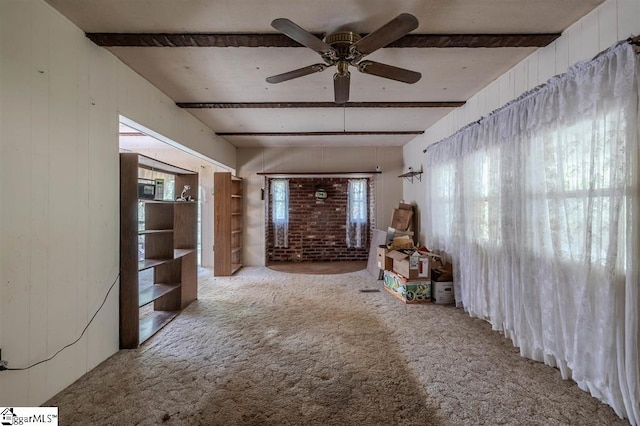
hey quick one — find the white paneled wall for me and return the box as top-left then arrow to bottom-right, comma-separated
0,0 -> 237,406
237,146 -> 404,266
403,0 -> 640,246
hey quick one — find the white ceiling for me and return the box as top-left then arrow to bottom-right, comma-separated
47,0 -> 605,148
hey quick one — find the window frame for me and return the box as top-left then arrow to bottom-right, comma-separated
348,179 -> 368,225
271,179 -> 288,225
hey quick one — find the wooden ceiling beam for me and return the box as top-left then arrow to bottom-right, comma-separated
177,101 -> 465,109
216,131 -> 424,137
86,33 -> 559,48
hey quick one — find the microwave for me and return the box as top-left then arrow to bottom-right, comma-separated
138,179 -> 156,199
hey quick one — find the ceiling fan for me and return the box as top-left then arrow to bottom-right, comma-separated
266,13 -> 422,104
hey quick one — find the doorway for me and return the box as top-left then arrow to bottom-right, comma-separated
118,116 -> 230,267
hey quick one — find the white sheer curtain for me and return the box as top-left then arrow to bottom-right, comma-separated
271,179 -> 289,248
346,179 -> 368,248
425,42 -> 640,424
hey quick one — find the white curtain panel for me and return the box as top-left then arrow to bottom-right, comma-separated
346,179 -> 368,248
424,42 -> 639,424
271,179 -> 289,248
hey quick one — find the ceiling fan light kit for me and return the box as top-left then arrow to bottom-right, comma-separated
267,13 -> 422,104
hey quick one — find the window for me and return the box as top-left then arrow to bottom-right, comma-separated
469,147 -> 502,246
429,162 -> 455,246
271,179 -> 289,248
346,179 -> 368,248
348,179 -> 367,224
528,116 -> 628,266
422,43 -> 640,424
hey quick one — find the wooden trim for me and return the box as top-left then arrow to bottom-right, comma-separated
216,131 -> 424,136
391,33 -> 559,48
137,153 -> 197,175
86,33 -> 560,48
177,101 -> 465,109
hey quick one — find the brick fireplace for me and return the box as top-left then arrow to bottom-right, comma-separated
266,177 -> 374,262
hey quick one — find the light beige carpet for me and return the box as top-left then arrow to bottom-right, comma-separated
46,267 -> 628,425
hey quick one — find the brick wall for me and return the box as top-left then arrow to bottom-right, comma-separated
267,178 -> 374,262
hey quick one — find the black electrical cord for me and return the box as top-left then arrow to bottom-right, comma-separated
0,272 -> 120,371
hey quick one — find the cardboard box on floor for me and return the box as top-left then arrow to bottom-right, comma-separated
432,281 -> 454,304
383,270 -> 431,304
386,249 -> 440,280
430,257 -> 455,304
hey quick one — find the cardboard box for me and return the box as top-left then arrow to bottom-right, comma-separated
432,281 -> 454,304
432,261 -> 453,282
386,250 -> 415,278
383,270 -> 431,304
376,245 -> 393,271
387,250 -> 438,280
391,208 -> 413,231
389,234 -> 414,250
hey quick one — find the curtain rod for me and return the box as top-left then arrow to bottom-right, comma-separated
422,35 -> 639,154
257,171 -> 380,178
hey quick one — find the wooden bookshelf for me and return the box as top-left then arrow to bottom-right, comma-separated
119,153 -> 199,348
214,172 -> 244,276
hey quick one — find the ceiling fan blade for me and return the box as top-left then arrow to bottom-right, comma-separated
334,72 -> 350,104
351,13 -> 418,56
358,60 -> 421,84
266,63 -> 328,84
271,18 -> 335,56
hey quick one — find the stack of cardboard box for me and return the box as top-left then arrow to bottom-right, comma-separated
431,261 -> 455,304
377,203 -> 454,304
380,247 -> 440,304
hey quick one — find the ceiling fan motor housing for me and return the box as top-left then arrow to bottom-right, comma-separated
324,31 -> 361,61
